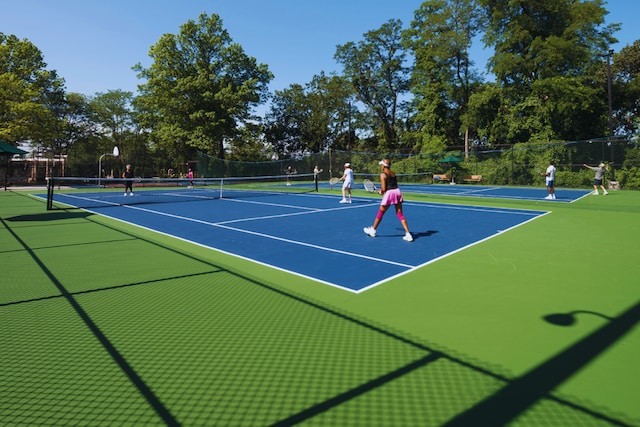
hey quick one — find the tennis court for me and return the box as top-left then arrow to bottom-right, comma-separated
2,186 -> 639,426
38,184 -> 549,292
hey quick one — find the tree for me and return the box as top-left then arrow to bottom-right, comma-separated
403,0 -> 485,152
264,83 -> 308,157
133,13 -> 272,160
227,122 -> 271,162
48,92 -> 102,176
611,40 -> 640,135
0,33 -> 65,145
335,19 -> 410,151
473,0 -> 618,143
90,90 -> 133,148
265,73 -> 356,157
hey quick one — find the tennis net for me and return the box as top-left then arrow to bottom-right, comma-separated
45,174 -> 317,210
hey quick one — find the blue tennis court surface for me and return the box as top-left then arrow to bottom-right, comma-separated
42,189 -> 549,292
394,183 -> 591,202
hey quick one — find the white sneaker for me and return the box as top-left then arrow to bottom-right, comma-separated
603,190 -> 608,195
363,227 -> 376,237
123,193 -> 127,196
552,194 -> 556,199
544,195 -> 552,200
340,199 -> 348,203
129,193 -> 134,196
403,233 -> 414,242
593,190 -> 599,195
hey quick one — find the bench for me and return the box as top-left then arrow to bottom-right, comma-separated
462,175 -> 483,183
432,174 -> 452,183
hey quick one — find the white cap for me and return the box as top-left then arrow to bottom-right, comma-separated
344,163 -> 350,167
379,160 -> 390,167
599,162 -> 605,167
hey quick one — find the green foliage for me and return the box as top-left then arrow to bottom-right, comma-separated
613,41 -> 640,134
469,0 -> 617,145
133,13 -> 272,160
264,74 -> 355,157
335,19 -> 410,150
0,33 -> 64,144
616,167 -> 640,189
3,4 -> 640,186
404,0 -> 484,145
623,145 -> 640,168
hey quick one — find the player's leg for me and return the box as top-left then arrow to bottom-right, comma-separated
395,203 -> 413,241
364,205 -> 388,237
340,182 -> 348,203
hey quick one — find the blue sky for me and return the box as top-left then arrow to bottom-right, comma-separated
1,0 -> 638,97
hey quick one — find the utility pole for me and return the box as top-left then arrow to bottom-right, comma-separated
606,49 -> 615,180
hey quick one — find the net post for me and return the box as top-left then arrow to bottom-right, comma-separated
46,177 -> 53,210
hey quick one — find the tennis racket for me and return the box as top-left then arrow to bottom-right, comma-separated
329,177 -> 340,189
363,179 -> 377,192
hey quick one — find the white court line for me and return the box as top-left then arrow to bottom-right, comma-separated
354,210 -> 551,293
456,187 -> 501,195
50,192 -> 549,293
403,200 -> 545,216
221,197 -> 323,211
116,202 -> 414,269
208,202 -> 370,225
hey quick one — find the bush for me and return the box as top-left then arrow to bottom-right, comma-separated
557,169 -> 591,188
616,167 -> 640,190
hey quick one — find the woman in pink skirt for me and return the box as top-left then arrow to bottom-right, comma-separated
363,159 -> 413,242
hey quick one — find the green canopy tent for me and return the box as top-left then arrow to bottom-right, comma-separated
0,141 -> 29,190
439,154 -> 463,164
439,154 -> 463,183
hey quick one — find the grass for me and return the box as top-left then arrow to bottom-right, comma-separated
1,187 -> 639,426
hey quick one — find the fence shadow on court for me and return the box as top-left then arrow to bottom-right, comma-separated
2,209 -> 636,426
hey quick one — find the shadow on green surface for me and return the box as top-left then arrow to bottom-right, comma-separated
544,310 -> 615,326
6,211 -> 93,222
2,194 -> 637,426
443,302 -> 640,426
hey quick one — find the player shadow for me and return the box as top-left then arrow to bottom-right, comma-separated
395,228 -> 438,240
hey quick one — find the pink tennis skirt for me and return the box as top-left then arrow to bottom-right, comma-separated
381,188 -> 403,206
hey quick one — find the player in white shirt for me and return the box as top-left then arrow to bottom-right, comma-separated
544,161 -> 556,200
339,163 -> 354,203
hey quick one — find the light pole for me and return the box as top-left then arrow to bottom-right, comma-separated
98,146 -> 119,186
606,48 -> 614,180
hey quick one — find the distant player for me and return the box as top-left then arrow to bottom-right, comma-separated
187,168 -> 194,189
543,161 -> 556,200
313,165 -> 323,191
583,163 -> 609,195
285,165 -> 293,186
122,164 -> 134,196
339,163 -> 353,203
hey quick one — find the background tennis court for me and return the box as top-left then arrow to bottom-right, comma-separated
383,182 -> 592,202
1,186 -> 638,426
